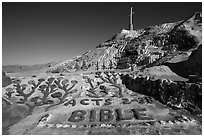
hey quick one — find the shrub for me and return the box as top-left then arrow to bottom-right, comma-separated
168,29 -> 198,51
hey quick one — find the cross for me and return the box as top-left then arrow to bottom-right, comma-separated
129,7 -> 134,31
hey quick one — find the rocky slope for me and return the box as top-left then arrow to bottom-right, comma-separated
47,12 -> 201,74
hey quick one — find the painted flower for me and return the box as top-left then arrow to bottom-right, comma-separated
62,79 -> 69,85
30,96 -> 40,103
95,72 -> 101,75
28,80 -> 35,85
109,71 -> 115,74
69,89 -> 78,94
51,92 -> 62,98
44,100 -> 54,104
21,84 -> 28,88
99,85 -> 106,90
104,71 -> 109,75
71,80 -> 78,85
47,77 -> 55,83
60,73 -> 65,76
6,87 -> 13,92
82,76 -> 88,79
38,78 -> 45,82
57,77 -> 63,81
50,84 -> 57,89
38,85 -> 47,90
13,79 -> 22,84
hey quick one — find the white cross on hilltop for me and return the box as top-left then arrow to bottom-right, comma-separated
129,7 -> 134,31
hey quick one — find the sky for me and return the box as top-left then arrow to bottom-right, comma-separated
2,2 -> 202,65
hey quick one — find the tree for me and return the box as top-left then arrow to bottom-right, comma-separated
95,61 -> 99,71
102,61 -> 106,70
74,62 -> 80,71
109,60 -> 113,70
81,60 -> 87,70
168,29 -> 198,51
126,49 -> 139,71
88,63 -> 91,69
116,57 -> 130,69
130,56 -> 138,71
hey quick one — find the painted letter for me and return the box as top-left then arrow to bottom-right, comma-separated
64,99 -> 76,107
99,109 -> 114,122
104,99 -> 112,105
91,99 -> 103,106
80,99 -> 89,105
121,98 -> 131,104
115,109 -> 133,121
89,110 -> 96,122
131,108 -> 154,120
68,110 -> 86,122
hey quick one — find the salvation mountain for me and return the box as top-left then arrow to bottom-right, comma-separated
46,12 -> 202,79
2,12 -> 202,135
